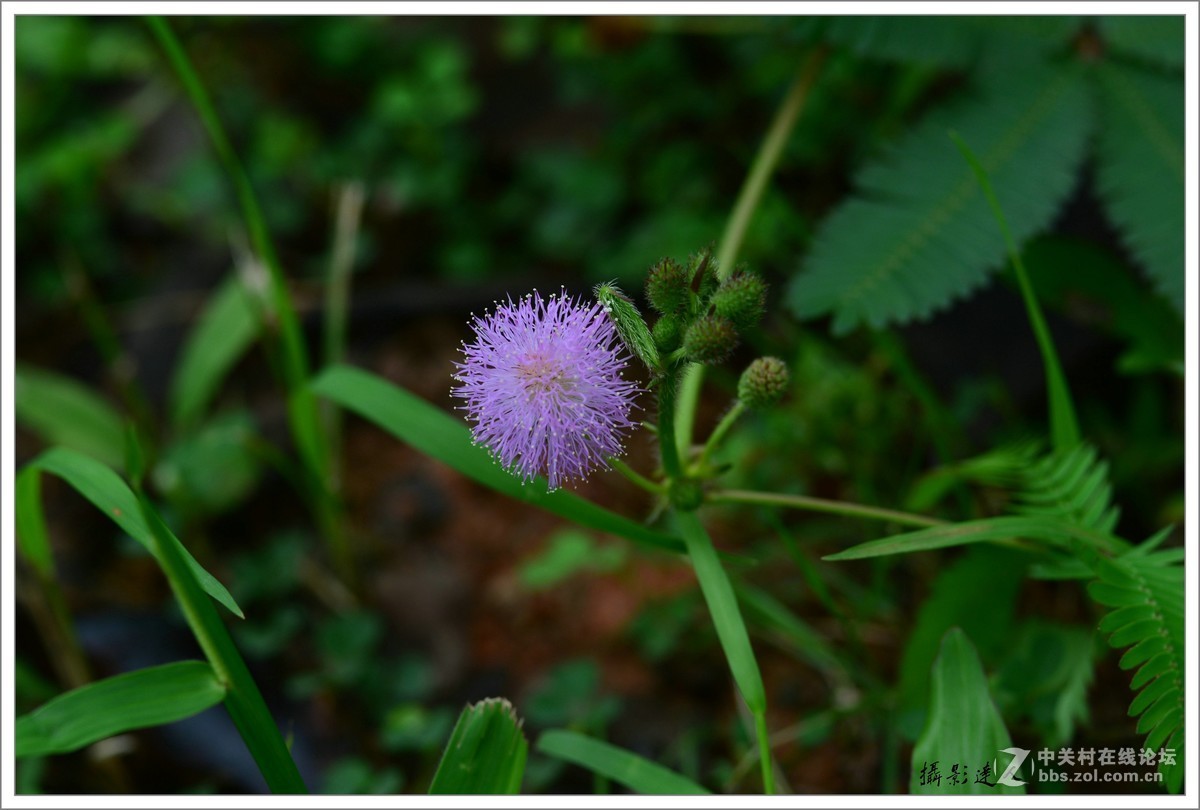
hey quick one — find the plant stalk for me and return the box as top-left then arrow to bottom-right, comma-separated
709,489 -> 947,529
676,48 -> 826,461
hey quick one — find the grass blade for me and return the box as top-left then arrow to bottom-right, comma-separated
675,511 -> 764,711
536,729 -> 709,795
16,365 -> 126,471
309,364 -> 685,556
23,448 -> 243,618
428,698 -> 527,794
911,628 -> 1023,794
823,515 -> 1128,562
16,661 -> 225,758
133,489 -> 307,792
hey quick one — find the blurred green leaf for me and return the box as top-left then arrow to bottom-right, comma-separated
16,365 -> 125,471
321,758 -> 404,795
16,661 -> 226,757
168,274 -> 264,430
1094,62 -> 1184,316
309,365 -> 685,556
381,703 -> 455,753
518,530 -> 626,591
536,729 -> 709,795
992,621 -> 1095,749
155,410 -> 263,514
788,60 -> 1091,333
14,466 -> 54,578
1098,15 -> 1184,70
429,698 -> 527,794
22,448 -> 243,617
896,547 -> 1027,739
911,628 -> 1023,794
525,660 -> 620,731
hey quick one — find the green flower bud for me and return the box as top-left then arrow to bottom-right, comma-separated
668,477 -> 704,511
652,315 -> 682,353
646,257 -> 690,317
738,356 -> 789,409
688,247 -> 720,302
712,271 -> 767,330
683,313 -> 738,365
595,281 -> 660,371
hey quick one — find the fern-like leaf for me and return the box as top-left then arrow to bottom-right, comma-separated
1015,444 -> 1120,534
787,59 -> 1092,333
1093,62 -> 1184,316
1089,548 -> 1185,793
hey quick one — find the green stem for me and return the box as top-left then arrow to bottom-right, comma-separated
148,17 -> 353,583
658,371 -> 684,479
949,132 -> 1080,451
608,457 -> 664,494
695,401 -> 746,471
676,48 -> 826,461
322,181 -> 365,500
708,489 -> 946,529
754,710 -> 776,795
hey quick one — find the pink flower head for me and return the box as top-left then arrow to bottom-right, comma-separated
452,288 -> 639,489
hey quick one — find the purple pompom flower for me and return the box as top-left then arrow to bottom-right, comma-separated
452,288 -> 640,490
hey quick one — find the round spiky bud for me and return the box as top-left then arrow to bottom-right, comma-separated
683,314 -> 738,365
646,258 -> 690,316
688,248 -> 720,301
652,315 -> 682,353
737,356 -> 789,409
668,477 -> 704,512
712,271 -> 767,330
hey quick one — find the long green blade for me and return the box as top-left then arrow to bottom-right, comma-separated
16,661 -> 226,758
22,448 -> 243,618
309,364 -> 684,555
911,628 -> 1023,794
823,515 -> 1128,562
133,490 -> 307,792
428,698 -> 527,794
536,729 -> 709,795
675,510 -> 765,712
15,365 -> 126,471
169,272 -> 263,430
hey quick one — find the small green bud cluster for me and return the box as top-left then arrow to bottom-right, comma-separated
738,356 -> 790,409
643,247 -> 769,368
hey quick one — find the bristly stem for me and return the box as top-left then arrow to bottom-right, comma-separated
609,458 -> 664,494
695,401 -> 746,472
676,48 -> 826,462
658,371 -> 684,479
708,489 -> 947,529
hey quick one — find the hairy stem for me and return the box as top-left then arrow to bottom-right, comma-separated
609,457 -> 664,494
708,489 -> 947,529
695,401 -> 746,471
676,48 -> 826,461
